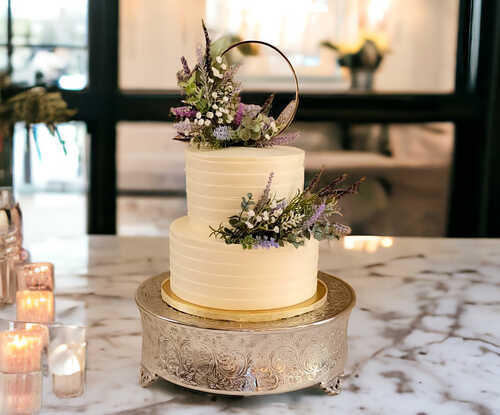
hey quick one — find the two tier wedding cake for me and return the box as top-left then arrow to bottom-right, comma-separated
166,23 -> 362,318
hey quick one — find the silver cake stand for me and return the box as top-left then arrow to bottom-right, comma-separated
135,271 -> 355,396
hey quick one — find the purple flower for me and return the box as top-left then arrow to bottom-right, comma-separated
173,119 -> 193,135
171,106 -> 197,119
181,56 -> 190,75
303,203 -> 326,229
256,172 -> 274,210
254,237 -> 279,249
214,126 -> 231,141
234,103 -> 245,126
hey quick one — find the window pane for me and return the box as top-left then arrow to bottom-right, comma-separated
0,0 -> 7,44
11,0 -> 87,46
12,122 -> 88,244
119,0 -> 458,93
0,46 -> 7,72
117,121 -> 453,236
11,46 -> 87,89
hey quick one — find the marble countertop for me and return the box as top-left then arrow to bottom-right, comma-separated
1,236 -> 499,414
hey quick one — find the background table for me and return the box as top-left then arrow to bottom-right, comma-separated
1,236 -> 499,414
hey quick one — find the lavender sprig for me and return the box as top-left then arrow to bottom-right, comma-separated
255,172 -> 274,210
303,203 -> 326,229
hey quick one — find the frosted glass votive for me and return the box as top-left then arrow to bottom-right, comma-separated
0,371 -> 42,415
16,290 -> 55,323
16,262 -> 54,292
48,325 -> 87,398
0,328 -> 44,373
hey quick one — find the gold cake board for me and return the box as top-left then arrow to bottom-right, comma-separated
161,276 -> 327,322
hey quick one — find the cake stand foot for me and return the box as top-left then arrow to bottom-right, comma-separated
319,375 -> 343,395
140,365 -> 159,387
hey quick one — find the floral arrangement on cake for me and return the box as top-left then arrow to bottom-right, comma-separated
210,170 -> 365,249
170,22 -> 298,149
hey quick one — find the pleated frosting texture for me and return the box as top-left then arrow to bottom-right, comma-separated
185,146 -> 305,229
170,146 -> 319,311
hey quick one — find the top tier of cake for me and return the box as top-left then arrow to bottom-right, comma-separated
185,146 -> 305,230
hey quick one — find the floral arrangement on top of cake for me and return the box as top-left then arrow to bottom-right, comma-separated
170,22 -> 298,149
210,171 -> 365,249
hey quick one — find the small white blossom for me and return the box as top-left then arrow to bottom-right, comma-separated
216,56 -> 223,64
227,116 -> 234,123
270,217 -> 276,223
274,208 -> 283,216
218,118 -> 223,123
270,201 -> 277,209
222,96 -> 229,103
212,92 -> 218,98
198,119 -> 205,126
264,134 -> 271,140
213,104 -> 218,109
256,215 -> 262,222
212,67 -> 223,78
208,78 -> 214,83
206,112 -> 214,119
273,226 -> 280,233
204,119 -> 211,126
196,112 -> 202,119
247,210 -> 255,217
221,63 -> 227,70
245,221 -> 254,229
262,211 -> 269,221
216,111 -> 223,117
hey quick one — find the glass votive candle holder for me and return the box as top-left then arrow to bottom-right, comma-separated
48,325 -> 87,398
16,262 -> 54,292
0,371 -> 42,415
0,321 -> 44,414
16,290 -> 55,323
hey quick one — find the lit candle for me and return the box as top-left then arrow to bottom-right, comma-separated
49,326 -> 87,398
50,343 -> 86,398
16,290 -> 55,323
0,330 -> 43,373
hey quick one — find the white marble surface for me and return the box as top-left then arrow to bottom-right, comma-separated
1,236 -> 499,414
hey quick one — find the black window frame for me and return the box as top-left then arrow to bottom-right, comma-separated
2,0 -> 500,237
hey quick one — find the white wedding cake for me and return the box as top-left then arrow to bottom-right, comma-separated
166,23 -> 361,317
170,146 -> 319,310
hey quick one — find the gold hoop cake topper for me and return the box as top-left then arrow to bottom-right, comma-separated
170,22 -> 300,148
220,40 -> 299,137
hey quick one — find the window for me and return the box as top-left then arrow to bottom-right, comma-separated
2,0 -> 88,89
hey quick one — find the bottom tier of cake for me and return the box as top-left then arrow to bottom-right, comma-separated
169,216 -> 319,310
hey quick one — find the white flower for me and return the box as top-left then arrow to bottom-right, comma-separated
223,96 -> 229,103
256,215 -> 262,222
213,104 -> 218,110
208,78 -> 214,83
221,63 -> 227,70
245,221 -> 254,229
198,119 -> 205,126
274,208 -> 283,216
270,217 -> 276,223
247,210 -> 255,217
206,112 -> 214,119
204,119 -> 211,126
212,92 -> 218,99
273,226 -> 279,233
216,56 -> 223,64
218,118 -> 223,123
196,112 -> 202,119
270,201 -> 277,209
216,111 -> 223,117
262,211 -> 269,221
227,116 -> 234,123
264,134 -> 271,140
212,67 -> 223,78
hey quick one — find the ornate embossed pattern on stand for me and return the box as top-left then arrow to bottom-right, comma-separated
136,272 -> 355,395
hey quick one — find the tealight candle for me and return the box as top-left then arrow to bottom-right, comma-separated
16,262 -> 54,292
49,325 -> 87,398
0,330 -> 43,373
16,290 -> 55,323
